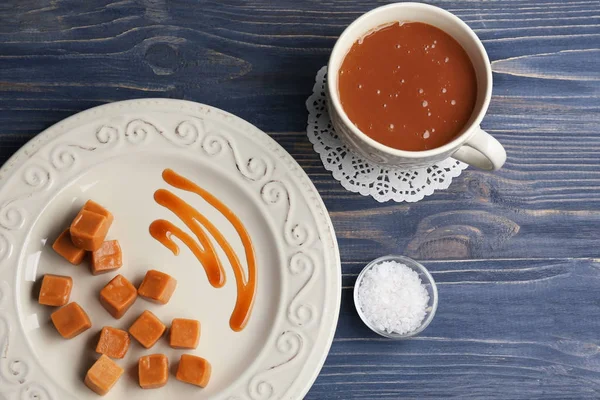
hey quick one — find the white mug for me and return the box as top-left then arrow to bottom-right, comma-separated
327,2 -> 506,171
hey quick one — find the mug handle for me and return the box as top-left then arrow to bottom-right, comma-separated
452,128 -> 506,171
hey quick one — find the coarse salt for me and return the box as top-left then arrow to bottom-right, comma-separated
357,261 -> 429,335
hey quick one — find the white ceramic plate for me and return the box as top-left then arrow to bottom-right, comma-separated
0,99 -> 340,400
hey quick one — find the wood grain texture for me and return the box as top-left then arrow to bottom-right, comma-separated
0,0 -> 599,398
326,258 -> 600,399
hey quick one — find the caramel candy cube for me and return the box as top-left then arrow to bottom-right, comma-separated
83,200 -> 114,226
51,302 -> 91,339
85,354 -> 124,396
96,326 -> 130,359
169,318 -> 200,349
138,354 -> 169,389
176,354 -> 212,388
99,275 -> 137,319
91,240 -> 123,275
129,310 -> 166,349
138,270 -> 177,304
70,210 -> 110,251
39,274 -> 73,306
52,229 -> 86,265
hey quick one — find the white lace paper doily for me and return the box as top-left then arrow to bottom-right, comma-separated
306,66 -> 468,203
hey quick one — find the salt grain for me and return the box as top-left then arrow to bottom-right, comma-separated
357,261 -> 429,335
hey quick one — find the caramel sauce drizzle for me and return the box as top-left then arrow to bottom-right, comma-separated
149,218 -> 225,288
149,168 -> 257,332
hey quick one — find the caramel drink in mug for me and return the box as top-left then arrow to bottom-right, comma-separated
328,3 -> 506,170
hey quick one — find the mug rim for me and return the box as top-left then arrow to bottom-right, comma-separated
327,2 -> 493,158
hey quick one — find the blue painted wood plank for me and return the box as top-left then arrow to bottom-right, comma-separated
310,258 -> 600,399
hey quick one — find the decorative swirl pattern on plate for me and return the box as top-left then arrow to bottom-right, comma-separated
248,331 -> 304,400
175,120 -> 202,146
50,145 -> 78,170
0,316 -> 8,359
287,252 -> 318,327
125,119 -> 158,144
23,165 -> 51,191
249,380 -> 273,400
261,180 -> 286,205
200,127 -> 271,181
237,156 -> 271,182
158,120 -> 203,147
8,360 -> 29,383
0,281 -> 8,308
202,133 -> 227,156
0,358 -> 29,385
96,125 -> 119,145
261,180 -> 314,247
20,383 -> 53,400
0,288 -> 33,393
0,232 -> 13,269
0,206 -> 25,231
227,139 -> 271,182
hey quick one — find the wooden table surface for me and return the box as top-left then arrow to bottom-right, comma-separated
1,0 -> 599,398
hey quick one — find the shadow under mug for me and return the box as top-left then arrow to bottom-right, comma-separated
327,2 -> 506,171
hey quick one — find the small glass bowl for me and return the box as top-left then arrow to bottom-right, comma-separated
354,255 -> 438,339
